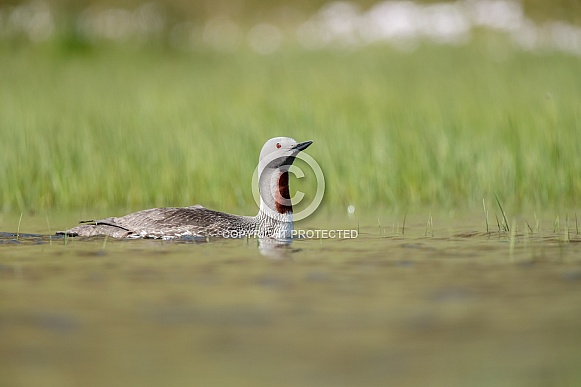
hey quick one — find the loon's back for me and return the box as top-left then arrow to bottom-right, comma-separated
59,205 -> 256,239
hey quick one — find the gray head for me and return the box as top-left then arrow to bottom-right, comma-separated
259,137 -> 313,168
257,137 -> 313,220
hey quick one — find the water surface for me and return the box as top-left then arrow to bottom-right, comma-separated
1,213 -> 581,386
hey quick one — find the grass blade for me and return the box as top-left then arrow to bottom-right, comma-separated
45,213 -> 52,246
494,194 -> 509,232
482,198 -> 489,235
525,220 -> 533,234
16,213 -> 23,242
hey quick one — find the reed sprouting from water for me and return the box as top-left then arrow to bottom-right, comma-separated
16,213 -> 23,241
525,220 -> 533,234
495,195 -> 510,233
425,212 -> 433,237
483,199 -> 489,236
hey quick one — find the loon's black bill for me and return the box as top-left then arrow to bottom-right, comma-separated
294,140 -> 313,152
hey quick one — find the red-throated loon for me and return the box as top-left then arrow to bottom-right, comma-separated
59,137 -> 313,240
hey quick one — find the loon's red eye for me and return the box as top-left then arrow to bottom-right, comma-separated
276,143 -> 281,149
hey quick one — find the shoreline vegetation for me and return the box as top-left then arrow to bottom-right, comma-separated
1,1 -> 580,216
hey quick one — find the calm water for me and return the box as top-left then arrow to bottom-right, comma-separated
1,213 -> 581,386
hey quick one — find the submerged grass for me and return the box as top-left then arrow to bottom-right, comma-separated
0,38 -> 580,216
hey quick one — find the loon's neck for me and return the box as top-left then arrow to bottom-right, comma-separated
257,168 -> 294,239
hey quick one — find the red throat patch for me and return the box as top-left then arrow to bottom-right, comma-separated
275,172 -> 292,214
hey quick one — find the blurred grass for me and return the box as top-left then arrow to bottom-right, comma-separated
0,35 -> 580,216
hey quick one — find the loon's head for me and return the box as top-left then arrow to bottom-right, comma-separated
258,137 -> 313,169
256,137 -> 313,219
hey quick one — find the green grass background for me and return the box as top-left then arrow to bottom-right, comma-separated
1,32 -> 580,216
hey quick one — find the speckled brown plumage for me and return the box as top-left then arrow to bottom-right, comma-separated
61,205 -> 258,239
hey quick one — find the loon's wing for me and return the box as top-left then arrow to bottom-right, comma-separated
58,205 -> 253,239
